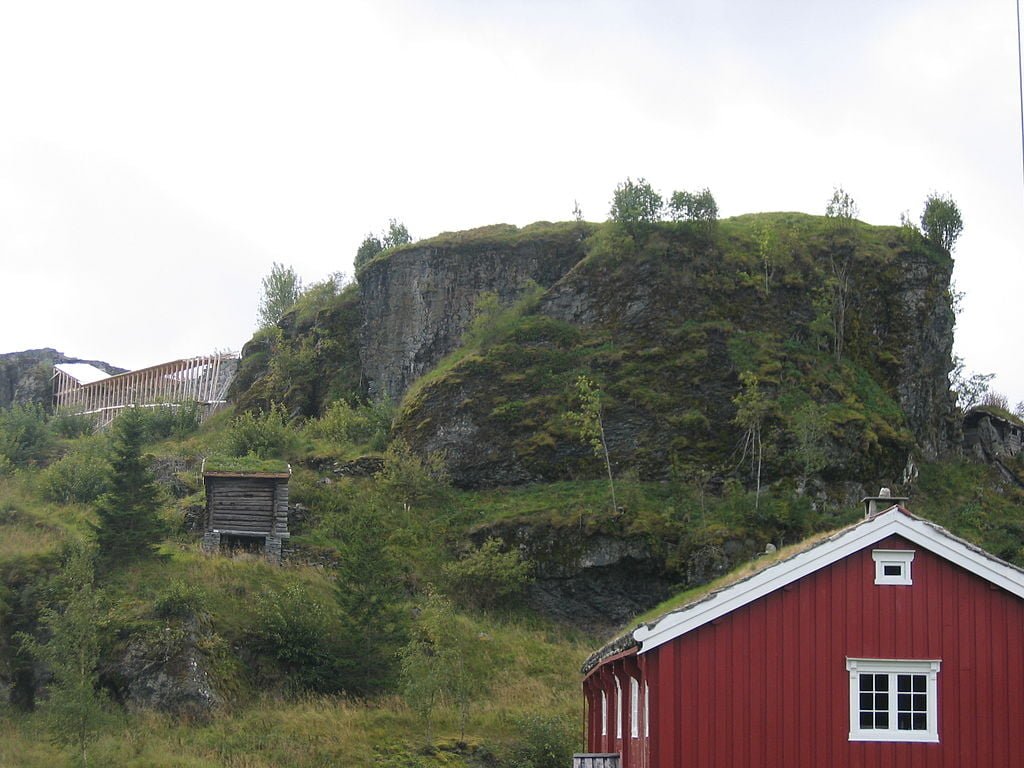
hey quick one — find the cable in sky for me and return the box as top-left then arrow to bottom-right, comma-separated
1018,0 -> 1024,196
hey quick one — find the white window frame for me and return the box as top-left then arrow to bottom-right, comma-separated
846,658 -> 940,743
630,677 -> 640,738
601,690 -> 608,736
615,676 -> 623,739
872,549 -> 915,585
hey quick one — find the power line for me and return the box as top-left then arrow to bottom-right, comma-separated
1018,0 -> 1024,194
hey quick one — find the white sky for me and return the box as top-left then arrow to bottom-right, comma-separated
0,0 -> 1021,405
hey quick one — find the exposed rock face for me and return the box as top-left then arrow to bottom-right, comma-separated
0,349 -> 125,411
357,224 -> 588,399
875,251 -> 960,459
110,615 -> 223,722
472,520 -> 674,634
475,519 -> 764,634
232,216 -> 959,490
392,218 -> 960,488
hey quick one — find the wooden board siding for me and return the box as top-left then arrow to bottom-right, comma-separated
205,476 -> 288,536
584,654 -> 650,768
606,533 -> 1024,768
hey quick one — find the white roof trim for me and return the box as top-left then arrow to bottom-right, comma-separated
633,506 -> 1024,654
53,363 -> 111,385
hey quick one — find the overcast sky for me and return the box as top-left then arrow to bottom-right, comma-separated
1,0 -> 1021,406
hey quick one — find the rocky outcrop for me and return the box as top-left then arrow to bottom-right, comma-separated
357,223 -> 589,400
472,520 -> 674,634
872,250 -> 959,459
474,518 -> 765,634
108,614 -> 223,722
0,349 -> 125,411
394,217 -> 959,488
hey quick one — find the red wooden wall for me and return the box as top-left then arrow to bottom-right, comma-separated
585,534 -> 1024,768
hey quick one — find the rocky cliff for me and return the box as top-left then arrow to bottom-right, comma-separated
358,222 -> 592,399
0,349 -> 125,411
233,214 -> 959,490
392,215 -> 958,487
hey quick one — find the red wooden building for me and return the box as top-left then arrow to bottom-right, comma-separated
580,505 -> 1024,768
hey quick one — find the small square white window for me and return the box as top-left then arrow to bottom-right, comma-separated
847,658 -> 940,743
873,549 -> 915,585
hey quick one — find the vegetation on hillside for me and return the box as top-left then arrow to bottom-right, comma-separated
0,190 -> 1011,767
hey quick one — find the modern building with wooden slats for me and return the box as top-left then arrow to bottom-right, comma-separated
579,502 -> 1024,768
201,458 -> 290,563
52,352 -> 237,427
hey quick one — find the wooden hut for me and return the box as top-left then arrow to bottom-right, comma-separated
201,457 -> 291,563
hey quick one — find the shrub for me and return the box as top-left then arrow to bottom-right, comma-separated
51,409 -> 95,439
0,403 -> 55,467
38,443 -> 111,504
507,713 -> 577,768
310,397 -> 393,450
225,404 -> 299,458
609,177 -> 663,244
249,584 -> 344,693
442,538 -> 533,610
376,438 -> 451,509
669,187 -> 718,231
920,192 -> 963,252
134,402 -> 202,441
153,579 -> 205,619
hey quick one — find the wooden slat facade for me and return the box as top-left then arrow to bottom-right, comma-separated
202,470 -> 290,563
205,476 -> 289,537
52,353 -> 237,428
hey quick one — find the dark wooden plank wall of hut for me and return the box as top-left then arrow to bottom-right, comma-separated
206,477 -> 285,533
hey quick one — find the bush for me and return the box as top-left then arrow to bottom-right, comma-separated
225,404 -> 299,458
51,409 -> 95,439
507,713 -> 577,768
134,402 -> 202,441
442,538 -> 533,610
609,177 -> 663,244
249,584 -> 344,693
669,188 -> 718,230
153,580 -> 205,619
38,441 -> 111,504
376,438 -> 451,509
920,192 -> 963,252
310,397 -> 393,450
0,403 -> 55,467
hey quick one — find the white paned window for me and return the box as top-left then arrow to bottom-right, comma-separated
601,690 -> 608,736
846,659 -> 940,742
630,677 -> 640,738
872,549 -> 915,585
615,677 -> 623,739
644,681 -> 650,738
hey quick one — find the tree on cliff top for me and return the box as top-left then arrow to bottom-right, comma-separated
609,177 -> 663,245
920,193 -> 963,252
92,407 -> 166,568
355,218 -> 412,271
258,262 -> 303,328
669,187 -> 718,234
